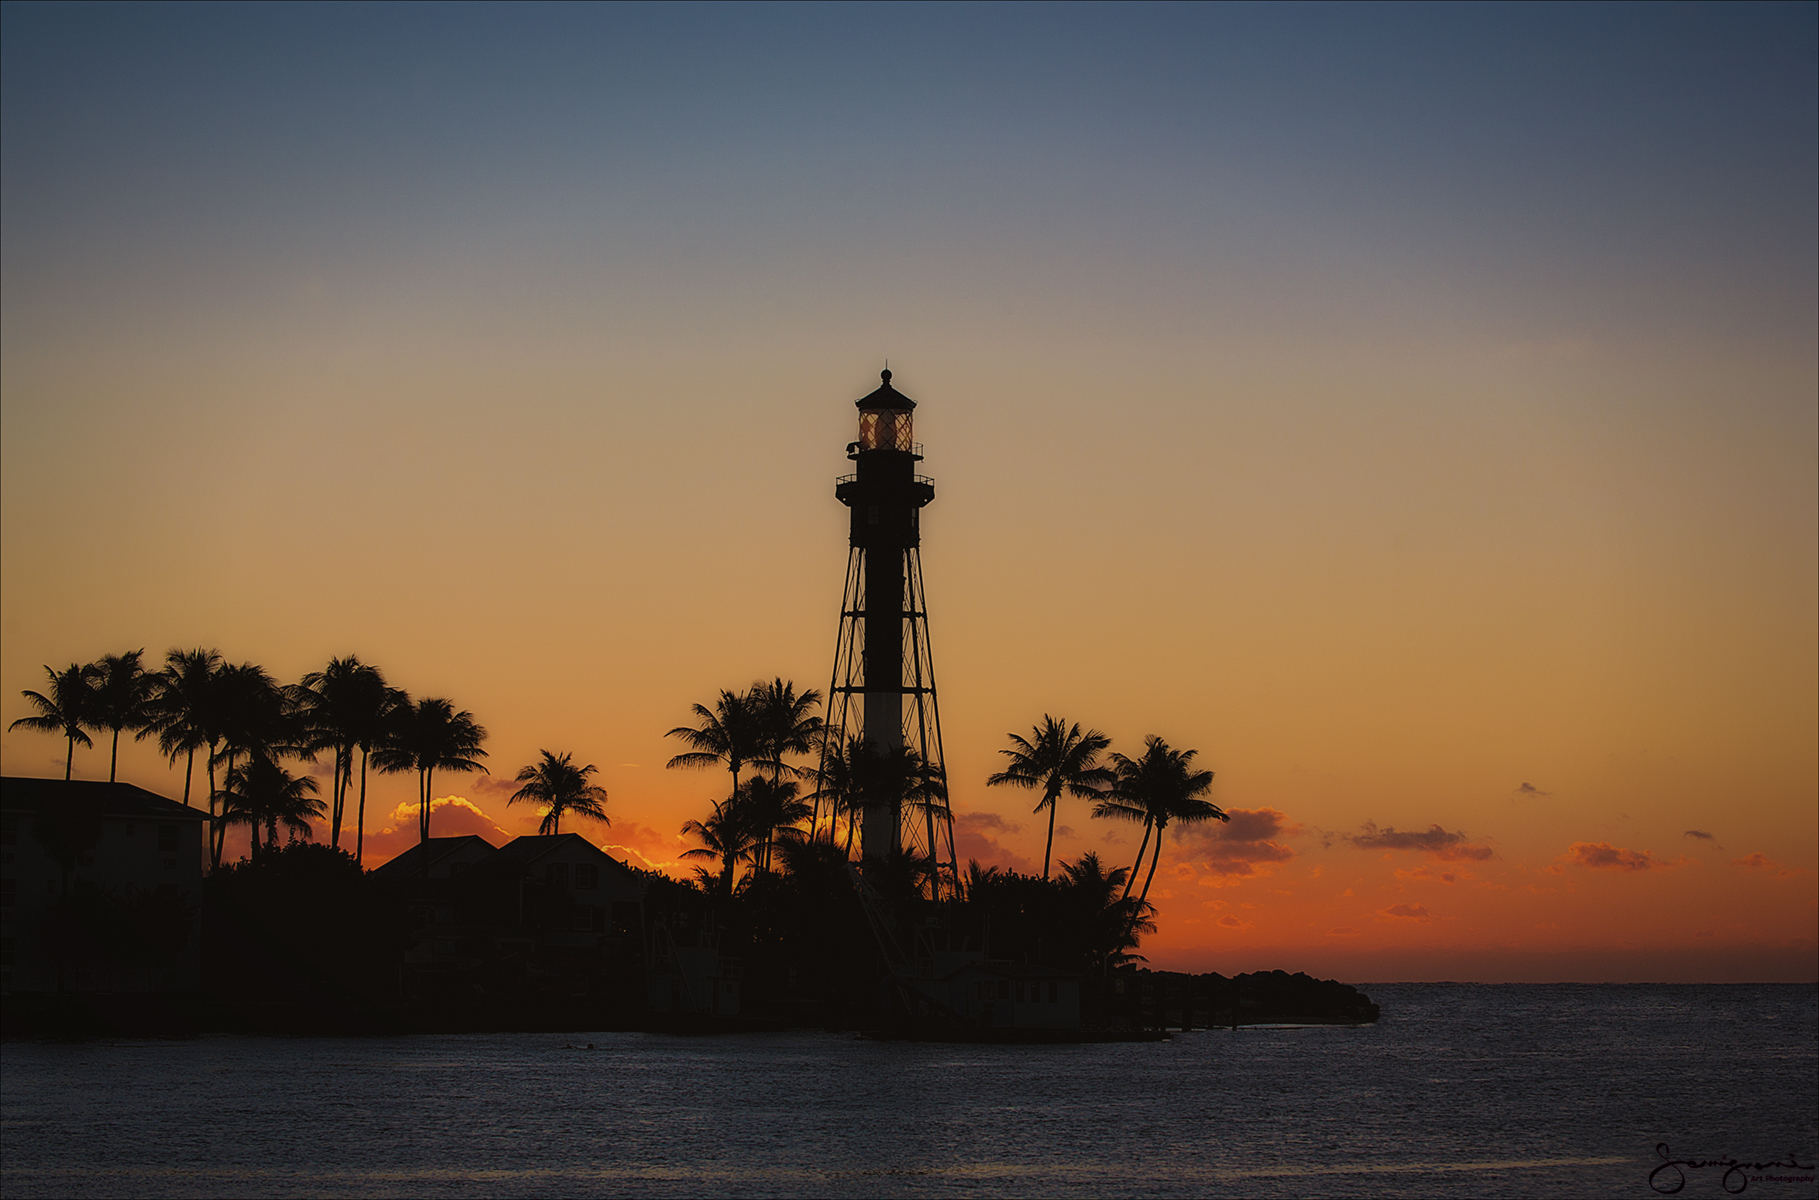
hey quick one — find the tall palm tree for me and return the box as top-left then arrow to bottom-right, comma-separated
752,677 -> 824,781
1095,735 -> 1225,908
220,756 -> 324,865
91,649 -> 158,782
298,656 -> 384,851
146,648 -> 223,808
666,688 -> 762,801
680,797 -> 758,898
207,663 -> 301,869
985,715 -> 1114,880
346,676 -> 403,866
509,750 -> 609,836
9,664 -> 101,779
373,697 -> 488,854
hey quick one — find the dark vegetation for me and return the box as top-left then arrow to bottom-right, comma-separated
7,654 -> 1379,1036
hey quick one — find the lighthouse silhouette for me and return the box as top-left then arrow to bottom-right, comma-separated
822,369 -> 958,886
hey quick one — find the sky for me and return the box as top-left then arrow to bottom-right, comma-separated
3,2 -> 1814,982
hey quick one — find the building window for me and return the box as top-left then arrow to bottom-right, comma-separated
998,981 -> 1010,1000
450,862 -> 468,876
574,863 -> 598,890
546,863 -> 569,889
1048,981 -> 1058,1003
0,879 -> 14,908
158,825 -> 179,852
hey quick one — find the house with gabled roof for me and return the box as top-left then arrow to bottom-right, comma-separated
1,776 -> 208,993
369,835 -> 499,884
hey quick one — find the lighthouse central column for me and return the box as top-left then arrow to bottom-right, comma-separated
861,545 -> 904,859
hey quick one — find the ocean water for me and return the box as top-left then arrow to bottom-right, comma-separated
3,984 -> 1814,1198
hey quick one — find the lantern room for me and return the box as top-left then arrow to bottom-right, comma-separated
854,368 -> 917,453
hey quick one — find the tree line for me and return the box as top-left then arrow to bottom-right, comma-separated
14,655 -> 1228,954
6,650 -> 599,869
666,686 -> 1227,921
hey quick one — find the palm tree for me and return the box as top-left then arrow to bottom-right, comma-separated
1095,735 -> 1225,908
298,656 -> 387,851
752,677 -> 824,781
806,729 -> 862,845
985,715 -> 1114,880
146,648 -> 222,808
738,775 -> 813,872
509,750 -> 609,836
220,756 -> 324,865
345,675 -> 403,866
9,664 -> 101,779
373,696 -> 488,855
810,734 -> 944,857
207,663 -> 303,869
1058,850 -> 1155,973
666,688 -> 762,801
680,797 -> 758,897
90,649 -> 159,782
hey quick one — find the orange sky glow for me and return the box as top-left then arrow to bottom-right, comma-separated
3,6 -> 1813,982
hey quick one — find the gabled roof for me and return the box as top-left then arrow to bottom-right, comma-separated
0,776 -> 207,821
494,833 -> 636,872
369,834 -> 498,882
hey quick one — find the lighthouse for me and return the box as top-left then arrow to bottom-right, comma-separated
823,369 -> 957,881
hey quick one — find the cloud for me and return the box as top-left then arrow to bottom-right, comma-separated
1380,903 -> 1430,920
1683,830 -> 1718,842
1174,807 -> 1301,878
1559,841 -> 1684,872
1348,823 -> 1492,861
363,794 -> 515,867
952,810 -> 1037,875
601,820 -> 693,878
1516,782 -> 1552,797
1327,926 -> 1358,938
1395,866 -> 1462,884
1732,853 -> 1804,879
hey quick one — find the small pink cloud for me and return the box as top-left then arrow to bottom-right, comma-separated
1560,842 -> 1684,872
1733,852 -> 1805,879
1380,903 -> 1430,920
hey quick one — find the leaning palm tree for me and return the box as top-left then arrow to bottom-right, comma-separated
666,688 -> 762,800
220,756 -> 323,865
373,696 -> 488,854
751,678 -> 824,782
509,750 -> 610,836
146,648 -> 223,807
9,663 -> 101,779
90,649 -> 159,782
1096,735 -> 1225,908
680,796 -> 758,898
986,715 -> 1114,880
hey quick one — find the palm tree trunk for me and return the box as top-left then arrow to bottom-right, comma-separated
109,728 -> 120,782
64,735 -> 74,781
1137,823 -> 1166,906
182,746 -> 195,807
356,747 -> 369,865
1121,819 -> 1153,901
1041,788 -> 1060,881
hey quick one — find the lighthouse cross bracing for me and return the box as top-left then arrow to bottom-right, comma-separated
819,369 -> 959,891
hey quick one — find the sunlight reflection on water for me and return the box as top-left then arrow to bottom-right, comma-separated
3,984 -> 1814,1198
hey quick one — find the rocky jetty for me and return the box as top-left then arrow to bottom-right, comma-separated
1086,968 -> 1379,1030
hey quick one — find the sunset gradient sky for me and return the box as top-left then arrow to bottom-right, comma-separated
3,3 -> 1813,981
